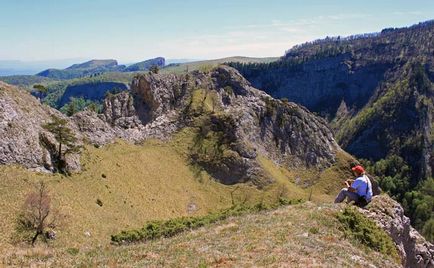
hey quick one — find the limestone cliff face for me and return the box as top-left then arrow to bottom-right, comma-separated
0,81 -> 81,172
74,66 -> 339,185
361,195 -> 434,268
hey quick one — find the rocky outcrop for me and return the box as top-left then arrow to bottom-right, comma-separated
0,81 -> 81,172
130,72 -> 187,123
360,195 -> 434,268
210,66 -> 338,170
73,65 -> 339,185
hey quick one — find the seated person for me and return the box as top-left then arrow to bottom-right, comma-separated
334,165 -> 373,207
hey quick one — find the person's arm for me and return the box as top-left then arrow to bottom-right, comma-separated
345,179 -> 354,189
349,179 -> 360,193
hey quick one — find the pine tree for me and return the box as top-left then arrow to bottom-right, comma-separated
32,84 -> 48,100
43,115 -> 79,173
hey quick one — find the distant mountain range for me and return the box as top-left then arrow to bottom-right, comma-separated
0,57 -> 194,77
36,57 -> 166,79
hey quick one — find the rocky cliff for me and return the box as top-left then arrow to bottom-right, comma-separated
0,81 -> 81,172
361,195 -> 434,268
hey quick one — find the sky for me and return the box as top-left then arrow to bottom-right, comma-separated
0,0 -> 433,62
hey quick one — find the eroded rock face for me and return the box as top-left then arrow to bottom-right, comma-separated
130,73 -> 187,123
360,195 -> 434,268
0,82 -> 81,172
209,66 -> 338,170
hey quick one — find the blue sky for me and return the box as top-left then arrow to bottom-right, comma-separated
0,0 -> 433,62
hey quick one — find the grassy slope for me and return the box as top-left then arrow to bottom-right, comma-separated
0,133 -> 351,252
2,203 -> 398,267
161,56 -> 278,74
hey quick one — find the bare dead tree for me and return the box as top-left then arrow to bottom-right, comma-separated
17,181 -> 59,246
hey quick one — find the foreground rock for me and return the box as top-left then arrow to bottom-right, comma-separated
360,195 -> 434,268
0,82 -> 81,172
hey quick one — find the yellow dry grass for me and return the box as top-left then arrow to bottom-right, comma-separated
2,203 -> 399,267
0,133 -> 351,258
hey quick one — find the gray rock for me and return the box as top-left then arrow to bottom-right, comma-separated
360,195 -> 434,268
0,82 -> 81,173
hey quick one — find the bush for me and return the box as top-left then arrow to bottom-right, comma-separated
111,199 -> 304,244
337,207 -> 399,261
422,219 -> 434,242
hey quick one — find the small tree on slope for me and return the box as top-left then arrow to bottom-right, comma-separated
32,84 -> 48,100
16,181 -> 60,246
43,115 -> 79,173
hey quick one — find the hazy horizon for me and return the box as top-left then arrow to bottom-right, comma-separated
1,0 -> 433,64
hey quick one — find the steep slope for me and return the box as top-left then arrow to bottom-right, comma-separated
58,81 -> 128,107
337,62 -> 434,181
230,21 -> 433,118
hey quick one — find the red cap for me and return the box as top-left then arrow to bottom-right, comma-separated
352,165 -> 365,174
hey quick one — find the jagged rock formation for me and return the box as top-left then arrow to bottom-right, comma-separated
361,195 -> 434,268
73,65 -> 339,185
0,81 -> 81,172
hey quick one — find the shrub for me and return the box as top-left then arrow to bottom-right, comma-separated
111,199 -> 304,244
337,207 -> 399,261
16,181 -> 61,246
422,219 -> 434,242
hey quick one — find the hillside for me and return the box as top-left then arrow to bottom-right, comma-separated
229,20 -> 434,235
2,201 -> 401,267
0,67 -> 352,248
1,66 -> 433,267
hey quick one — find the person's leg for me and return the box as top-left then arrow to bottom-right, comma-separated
344,191 -> 360,203
335,188 -> 360,203
334,188 -> 348,203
